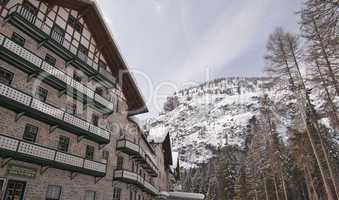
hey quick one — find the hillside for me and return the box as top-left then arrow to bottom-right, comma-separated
150,77 -> 266,167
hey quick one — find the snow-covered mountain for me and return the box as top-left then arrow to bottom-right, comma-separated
149,77 -> 267,167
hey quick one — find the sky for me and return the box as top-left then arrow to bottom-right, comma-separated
95,0 -> 303,117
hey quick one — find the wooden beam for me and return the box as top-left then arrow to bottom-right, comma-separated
70,172 -> 78,180
37,39 -> 48,49
1,15 -> 10,27
99,143 -> 108,150
103,111 -> 113,119
95,176 -> 104,184
58,89 -> 66,97
65,59 -> 75,67
77,136 -> 85,143
15,112 -> 25,122
88,73 -> 99,81
1,158 -> 12,168
49,125 -> 58,133
27,72 -> 40,82
40,166 -> 49,175
93,44 -> 105,57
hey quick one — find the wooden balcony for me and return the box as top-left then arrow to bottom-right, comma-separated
113,169 -> 159,195
0,83 -> 110,144
0,33 -> 114,113
5,4 -> 115,88
116,139 -> 158,177
0,134 -> 106,177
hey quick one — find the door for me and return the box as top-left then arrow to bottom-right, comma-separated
3,180 -> 26,200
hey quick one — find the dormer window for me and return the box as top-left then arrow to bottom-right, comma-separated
78,44 -> 89,62
68,15 -> 83,33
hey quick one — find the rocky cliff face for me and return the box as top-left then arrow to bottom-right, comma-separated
150,77 -> 266,167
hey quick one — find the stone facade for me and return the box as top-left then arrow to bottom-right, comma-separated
0,1 -> 171,200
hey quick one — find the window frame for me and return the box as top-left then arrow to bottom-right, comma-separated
113,187 -> 121,200
92,114 -> 99,126
84,190 -> 96,200
23,124 -> 38,143
78,44 -> 89,57
45,54 -> 57,67
11,32 -> 25,47
102,150 -> 109,161
35,87 -> 48,102
116,156 -> 123,170
66,103 -> 77,116
0,67 -> 14,85
85,145 -> 95,160
57,136 -> 70,153
46,185 -> 62,200
67,15 -> 83,33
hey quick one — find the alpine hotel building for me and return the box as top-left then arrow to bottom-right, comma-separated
0,0 -> 194,199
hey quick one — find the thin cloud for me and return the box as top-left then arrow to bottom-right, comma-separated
172,0 -> 273,83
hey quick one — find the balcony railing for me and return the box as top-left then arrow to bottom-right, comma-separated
6,4 -> 115,87
0,134 -> 106,177
114,169 -> 159,195
116,139 -> 158,177
0,82 -> 110,144
0,33 -> 114,113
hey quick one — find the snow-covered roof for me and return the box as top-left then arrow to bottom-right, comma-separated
148,125 -> 169,143
168,192 -> 205,200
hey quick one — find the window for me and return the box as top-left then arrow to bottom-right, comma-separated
95,87 -> 104,96
0,67 -> 14,85
57,136 -> 70,152
45,54 -> 56,66
116,156 -> 123,170
102,151 -> 109,161
113,188 -> 121,200
35,87 -> 48,102
3,180 -> 26,200
92,114 -> 99,126
66,103 -> 77,115
131,161 -> 135,172
78,44 -> 89,62
85,145 -> 94,160
23,124 -> 38,143
130,191 -> 133,200
11,32 -> 25,46
46,185 -> 61,200
67,15 -> 83,33
84,191 -> 96,200
73,71 -> 82,82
